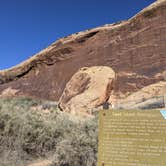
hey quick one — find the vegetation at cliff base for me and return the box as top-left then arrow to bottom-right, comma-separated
0,97 -> 98,166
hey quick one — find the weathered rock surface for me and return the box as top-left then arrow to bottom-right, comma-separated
132,96 -> 165,109
59,66 -> 115,116
0,0 -> 165,102
0,87 -> 20,97
115,81 -> 166,109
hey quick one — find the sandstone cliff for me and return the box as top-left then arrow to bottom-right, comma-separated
0,0 -> 165,101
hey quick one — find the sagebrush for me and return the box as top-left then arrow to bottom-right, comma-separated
0,97 -> 98,166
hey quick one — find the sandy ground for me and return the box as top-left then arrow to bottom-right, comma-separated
27,160 -> 52,166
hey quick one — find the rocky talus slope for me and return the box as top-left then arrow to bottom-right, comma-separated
0,0 -> 165,111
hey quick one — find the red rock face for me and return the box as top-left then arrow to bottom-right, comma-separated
0,0 -> 166,101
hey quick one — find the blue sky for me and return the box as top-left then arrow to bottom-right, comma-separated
0,0 -> 155,70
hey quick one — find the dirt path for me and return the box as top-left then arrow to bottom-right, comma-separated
27,160 -> 52,166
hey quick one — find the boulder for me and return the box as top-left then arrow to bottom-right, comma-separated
58,66 -> 115,116
0,87 -> 19,97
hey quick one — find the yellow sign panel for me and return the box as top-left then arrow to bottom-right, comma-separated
97,109 -> 166,166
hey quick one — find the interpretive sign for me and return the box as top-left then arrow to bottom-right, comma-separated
97,109 -> 166,166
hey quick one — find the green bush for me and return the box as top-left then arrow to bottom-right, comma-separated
0,97 -> 98,166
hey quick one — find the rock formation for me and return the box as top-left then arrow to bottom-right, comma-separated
0,0 -> 165,114
115,81 -> 166,109
59,66 -> 115,116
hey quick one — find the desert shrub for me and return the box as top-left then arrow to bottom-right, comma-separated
51,118 -> 98,166
0,97 -> 98,166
